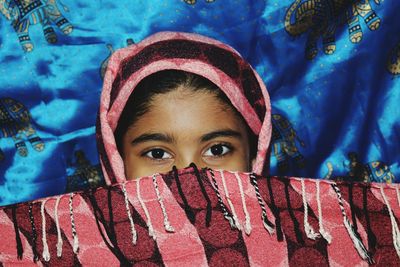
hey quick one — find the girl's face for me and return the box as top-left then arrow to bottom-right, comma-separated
121,87 -> 252,179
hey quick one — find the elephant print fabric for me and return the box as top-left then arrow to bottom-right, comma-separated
271,114 -> 305,174
326,152 -> 396,183
65,150 -> 105,193
0,0 -> 73,51
0,98 -> 44,161
387,41 -> 400,75
99,38 -> 135,80
342,152 -> 395,183
284,0 -> 382,59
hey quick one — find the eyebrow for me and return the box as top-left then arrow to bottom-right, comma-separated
131,133 -> 174,145
200,129 -> 242,142
130,129 -> 242,145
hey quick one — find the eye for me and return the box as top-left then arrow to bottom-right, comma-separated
144,148 -> 172,160
204,144 -> 232,157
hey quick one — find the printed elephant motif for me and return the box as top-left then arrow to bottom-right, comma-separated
284,0 -> 381,59
184,0 -> 215,4
0,0 -> 73,52
387,42 -> 400,75
100,38 -> 135,80
271,114 -> 305,173
0,97 -> 44,161
65,150 -> 104,193
347,0 -> 381,43
343,152 -> 395,183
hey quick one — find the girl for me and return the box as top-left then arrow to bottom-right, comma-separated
97,31 -> 272,184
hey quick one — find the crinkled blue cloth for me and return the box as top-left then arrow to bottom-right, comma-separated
0,0 -> 399,205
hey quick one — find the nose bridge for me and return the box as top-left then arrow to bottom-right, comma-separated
176,157 -> 196,170
175,152 -> 203,170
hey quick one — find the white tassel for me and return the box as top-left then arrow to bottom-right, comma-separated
121,182 -> 137,245
316,180 -> 332,243
380,186 -> 400,258
41,200 -> 50,262
54,196 -> 63,257
69,193 -> 79,254
249,173 -> 275,235
331,183 -> 373,264
301,179 -> 320,240
137,179 -> 156,239
396,185 -> 400,207
234,172 -> 252,235
152,174 -> 174,232
343,217 -> 372,262
220,170 -> 241,230
209,169 -> 237,229
262,216 -> 275,236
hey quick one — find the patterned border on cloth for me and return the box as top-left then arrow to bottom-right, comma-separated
1,166 -> 400,266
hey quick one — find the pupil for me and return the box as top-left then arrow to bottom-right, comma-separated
211,145 -> 223,155
152,149 -> 164,159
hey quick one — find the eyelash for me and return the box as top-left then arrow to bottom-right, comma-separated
204,143 -> 234,158
140,143 -> 234,161
141,148 -> 173,161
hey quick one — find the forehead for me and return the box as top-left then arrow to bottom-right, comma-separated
126,89 -> 246,138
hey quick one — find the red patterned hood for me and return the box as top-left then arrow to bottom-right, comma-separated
96,31 -> 272,185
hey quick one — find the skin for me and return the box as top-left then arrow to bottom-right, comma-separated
121,87 -> 252,179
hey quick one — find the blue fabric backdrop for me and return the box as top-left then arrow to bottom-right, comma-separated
0,0 -> 399,205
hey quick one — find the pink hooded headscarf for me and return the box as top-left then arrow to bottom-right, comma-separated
97,31 -> 272,185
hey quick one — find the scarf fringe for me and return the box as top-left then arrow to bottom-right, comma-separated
380,186 -> 400,258
396,185 -> 400,207
12,170 -> 400,264
249,173 -> 275,235
11,206 -> 23,259
209,169 -> 238,229
137,179 -> 156,240
121,182 -> 138,245
220,170 -> 242,231
54,196 -> 63,257
173,166 -> 196,223
301,179 -> 320,240
41,200 -> 50,262
29,203 -> 39,262
234,172 -> 252,235
316,180 -> 332,243
190,164 -> 212,227
69,193 -> 79,254
331,183 -> 374,264
152,174 -> 175,232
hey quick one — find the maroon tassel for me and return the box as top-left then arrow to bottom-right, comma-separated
190,163 -> 212,227
28,203 -> 39,262
172,166 -> 196,223
11,206 -> 23,259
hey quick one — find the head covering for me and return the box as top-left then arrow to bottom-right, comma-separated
97,31 -> 272,185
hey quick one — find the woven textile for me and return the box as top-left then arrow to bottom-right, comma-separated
1,167 -> 400,266
1,0 -> 399,205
